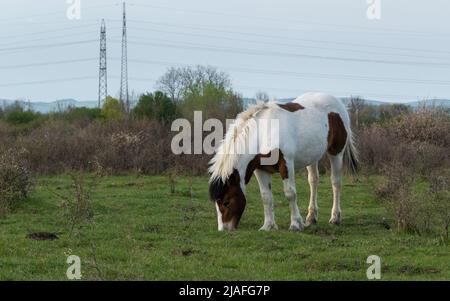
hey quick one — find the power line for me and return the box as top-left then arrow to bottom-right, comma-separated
119,39 -> 450,68
1,56 -> 449,86
129,2 -> 449,37
0,76 -> 97,87
122,75 -> 443,100
0,58 -> 97,70
0,39 -> 98,53
0,3 -> 115,25
118,19 -> 450,56
0,30 -> 101,48
0,22 -> 98,40
124,58 -> 450,86
0,74 -> 441,101
126,31 -> 450,61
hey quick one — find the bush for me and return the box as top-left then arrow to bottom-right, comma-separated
133,91 -> 177,123
0,149 -> 32,215
390,108 -> 450,147
54,107 -> 102,125
4,104 -> 43,126
425,171 -> 450,240
357,108 -> 450,174
101,96 -> 125,120
363,108 -> 450,236
8,117 -> 209,175
376,165 -> 450,237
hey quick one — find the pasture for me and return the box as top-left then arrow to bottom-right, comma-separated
0,174 -> 448,280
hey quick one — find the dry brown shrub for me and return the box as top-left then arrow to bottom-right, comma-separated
4,118 -> 210,175
390,108 -> 450,147
0,148 -> 32,216
357,108 -> 450,174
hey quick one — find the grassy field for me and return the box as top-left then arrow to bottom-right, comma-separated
0,173 -> 448,280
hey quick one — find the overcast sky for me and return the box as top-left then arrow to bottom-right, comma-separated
0,0 -> 449,102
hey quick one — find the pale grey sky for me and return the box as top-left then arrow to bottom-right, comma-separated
0,0 -> 449,102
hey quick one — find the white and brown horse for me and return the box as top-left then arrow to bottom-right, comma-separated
208,92 -> 358,231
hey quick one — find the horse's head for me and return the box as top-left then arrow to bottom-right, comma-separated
209,169 -> 246,231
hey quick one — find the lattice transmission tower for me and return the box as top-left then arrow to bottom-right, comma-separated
119,2 -> 129,111
98,19 -> 107,107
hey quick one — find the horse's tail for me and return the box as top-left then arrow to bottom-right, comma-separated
345,129 -> 359,177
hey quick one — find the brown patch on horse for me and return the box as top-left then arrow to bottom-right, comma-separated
245,149 -> 288,184
277,102 -> 304,112
327,112 -> 347,155
211,169 -> 246,226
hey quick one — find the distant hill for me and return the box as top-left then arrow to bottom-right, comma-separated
244,97 -> 450,110
340,97 -> 450,108
404,99 -> 450,108
1,97 -> 449,113
0,99 -> 97,113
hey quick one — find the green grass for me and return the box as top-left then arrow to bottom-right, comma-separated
0,173 -> 448,280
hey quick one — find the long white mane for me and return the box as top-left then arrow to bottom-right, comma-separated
208,102 -> 277,183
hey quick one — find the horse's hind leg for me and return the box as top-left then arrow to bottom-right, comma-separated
305,162 -> 319,227
254,169 -> 278,231
328,153 -> 344,225
283,160 -> 304,231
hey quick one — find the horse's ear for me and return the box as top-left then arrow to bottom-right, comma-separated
209,178 -> 224,202
228,169 -> 241,186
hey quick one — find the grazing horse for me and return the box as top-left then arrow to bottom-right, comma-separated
208,92 -> 358,231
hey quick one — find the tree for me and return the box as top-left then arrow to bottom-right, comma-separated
61,107 -> 102,124
133,91 -> 177,123
181,82 -> 242,121
255,91 -> 269,102
157,66 -> 242,121
101,96 -> 124,120
156,67 -> 183,102
349,96 -> 366,128
157,65 -> 231,102
4,102 -> 41,125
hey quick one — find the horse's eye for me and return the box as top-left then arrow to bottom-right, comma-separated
223,200 -> 230,208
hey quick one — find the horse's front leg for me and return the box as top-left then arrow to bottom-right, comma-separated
283,160 -> 304,231
254,170 -> 278,231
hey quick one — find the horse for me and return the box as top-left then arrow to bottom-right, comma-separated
208,92 -> 358,231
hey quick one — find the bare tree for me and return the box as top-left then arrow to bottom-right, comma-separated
156,67 -> 183,102
157,65 -> 231,101
128,90 -> 141,109
349,96 -> 365,128
255,91 -> 269,102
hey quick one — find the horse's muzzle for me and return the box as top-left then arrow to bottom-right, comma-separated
218,221 -> 237,231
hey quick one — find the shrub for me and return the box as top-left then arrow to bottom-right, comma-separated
0,149 -> 32,215
57,173 -> 95,235
375,163 -> 450,236
390,108 -> 450,147
366,108 -> 450,236
101,96 -> 125,120
10,117 -> 210,175
54,107 -> 102,125
4,104 -> 43,126
425,170 -> 450,240
375,163 -> 419,232
133,91 -> 177,123
357,108 -> 450,174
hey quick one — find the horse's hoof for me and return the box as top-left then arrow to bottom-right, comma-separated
305,214 -> 318,227
289,222 -> 304,232
259,223 -> 278,231
329,212 -> 342,225
305,220 -> 317,228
